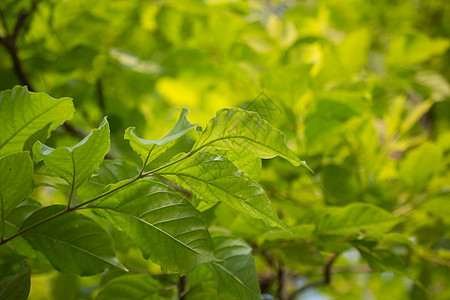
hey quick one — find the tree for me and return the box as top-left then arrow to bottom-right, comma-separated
0,1 -> 449,299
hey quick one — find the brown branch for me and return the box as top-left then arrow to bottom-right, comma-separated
289,253 -> 339,300
178,276 -> 187,300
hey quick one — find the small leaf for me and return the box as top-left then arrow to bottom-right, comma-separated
125,107 -> 196,166
33,118 -> 110,190
191,108 -> 309,170
89,179 -> 217,274
209,236 -> 262,300
158,152 -> 287,230
21,205 -> 125,275
0,86 -> 74,157
0,152 -> 34,222
96,274 -> 170,300
0,260 -> 31,300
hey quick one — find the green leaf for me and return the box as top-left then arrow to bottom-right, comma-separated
158,152 -> 287,230
0,152 -> 34,222
205,149 -> 262,180
77,160 -> 140,200
302,203 -> 399,236
33,117 -> 110,190
96,274 -> 170,300
209,236 -> 262,300
89,179 -> 217,274
191,108 -> 309,169
0,260 -> 31,300
0,86 -> 74,157
125,107 -> 196,166
399,142 -> 442,191
21,205 -> 125,275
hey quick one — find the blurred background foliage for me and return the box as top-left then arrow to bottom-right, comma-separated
1,0 -> 449,299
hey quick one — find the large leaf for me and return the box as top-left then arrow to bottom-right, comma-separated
209,236 -> 262,300
0,86 -> 74,157
125,107 -> 196,166
158,152 -> 286,230
88,179 -> 217,274
301,204 -> 399,236
33,118 -> 110,190
0,260 -> 31,300
96,274 -> 170,300
191,108 -> 309,169
21,205 -> 124,275
0,152 -> 33,222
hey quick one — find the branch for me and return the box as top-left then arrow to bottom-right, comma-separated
178,276 -> 187,300
289,253 -> 339,300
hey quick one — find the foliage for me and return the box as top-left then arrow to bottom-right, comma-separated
0,0 -> 449,300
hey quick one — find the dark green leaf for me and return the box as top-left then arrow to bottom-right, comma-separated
96,274 -> 170,300
191,108 -> 309,169
21,205 -> 125,275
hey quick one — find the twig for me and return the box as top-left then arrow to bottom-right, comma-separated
178,276 -> 187,300
289,253 -> 339,300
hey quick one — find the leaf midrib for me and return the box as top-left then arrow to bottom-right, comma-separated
87,206 -> 217,261
0,99 -> 69,151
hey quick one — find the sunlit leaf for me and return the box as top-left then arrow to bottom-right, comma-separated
125,107 -> 196,166
191,108 -> 309,169
33,118 -> 110,190
89,179 -> 217,274
0,152 -> 33,222
158,152 -> 286,230
0,86 -> 74,157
